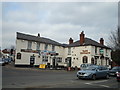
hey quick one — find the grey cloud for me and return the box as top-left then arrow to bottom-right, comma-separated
2,2 -> 118,49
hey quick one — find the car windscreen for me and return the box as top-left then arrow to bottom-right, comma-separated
112,67 -> 120,70
85,66 -> 97,70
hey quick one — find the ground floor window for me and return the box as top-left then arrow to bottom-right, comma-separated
91,58 -> 94,64
17,53 -> 21,59
82,56 -> 88,63
42,56 -> 48,62
56,57 -> 62,62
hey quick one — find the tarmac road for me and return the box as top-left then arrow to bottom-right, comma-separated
2,63 -> 120,89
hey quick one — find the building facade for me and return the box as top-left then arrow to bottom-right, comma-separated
15,31 -> 111,68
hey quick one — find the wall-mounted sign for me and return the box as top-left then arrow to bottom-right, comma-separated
80,50 -> 90,54
99,49 -> 104,54
21,49 -> 58,56
21,49 -> 38,53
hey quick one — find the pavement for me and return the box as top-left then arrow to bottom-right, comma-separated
2,62 -> 120,89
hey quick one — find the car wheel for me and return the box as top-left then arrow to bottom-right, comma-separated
92,75 -> 96,80
106,74 -> 109,79
78,76 -> 81,79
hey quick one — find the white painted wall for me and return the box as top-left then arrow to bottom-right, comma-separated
15,39 -> 111,67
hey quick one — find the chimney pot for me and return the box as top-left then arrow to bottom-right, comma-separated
80,31 -> 85,45
69,38 -> 73,44
38,33 -> 40,37
100,38 -> 104,45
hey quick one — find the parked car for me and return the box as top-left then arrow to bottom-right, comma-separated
77,65 -> 109,80
3,58 -> 12,64
109,66 -> 120,76
0,58 -> 5,66
116,71 -> 120,82
80,63 -> 95,70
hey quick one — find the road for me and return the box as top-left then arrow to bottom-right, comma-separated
2,63 -> 120,89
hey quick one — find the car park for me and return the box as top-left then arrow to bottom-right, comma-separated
116,71 -> 120,82
77,65 -> 109,80
109,66 -> 120,76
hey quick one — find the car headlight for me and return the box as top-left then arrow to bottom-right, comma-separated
84,73 -> 92,76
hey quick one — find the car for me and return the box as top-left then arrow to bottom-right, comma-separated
116,71 -> 120,82
109,66 -> 120,76
4,57 -> 12,64
77,65 -> 109,80
80,63 -> 95,70
0,58 -> 5,66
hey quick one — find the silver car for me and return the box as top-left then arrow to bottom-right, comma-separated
80,63 -> 95,70
77,65 -> 109,80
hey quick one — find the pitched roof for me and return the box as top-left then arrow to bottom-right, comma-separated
67,38 -> 110,49
17,32 -> 110,49
17,32 -> 62,46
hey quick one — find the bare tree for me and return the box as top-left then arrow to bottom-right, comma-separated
109,27 -> 120,65
109,27 -> 120,50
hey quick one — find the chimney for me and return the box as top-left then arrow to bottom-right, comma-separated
38,33 -> 40,37
69,38 -> 73,44
100,38 -> 104,45
80,31 -> 85,45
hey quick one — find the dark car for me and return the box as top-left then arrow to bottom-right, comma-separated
116,71 -> 120,82
77,65 -> 109,80
3,58 -> 12,64
0,58 -> 5,66
109,66 -> 120,76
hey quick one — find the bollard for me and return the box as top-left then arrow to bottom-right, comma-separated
68,67 -> 71,71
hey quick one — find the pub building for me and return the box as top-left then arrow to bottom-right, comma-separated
15,31 -> 111,68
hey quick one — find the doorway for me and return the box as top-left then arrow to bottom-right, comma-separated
52,57 -> 56,68
67,57 -> 72,67
30,55 -> 35,67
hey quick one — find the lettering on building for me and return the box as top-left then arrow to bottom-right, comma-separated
80,50 -> 90,54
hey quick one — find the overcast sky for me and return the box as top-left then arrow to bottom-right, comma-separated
1,2 -> 118,49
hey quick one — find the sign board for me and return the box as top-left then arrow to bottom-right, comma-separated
39,64 -> 46,69
100,49 -> 104,54
80,50 -> 90,54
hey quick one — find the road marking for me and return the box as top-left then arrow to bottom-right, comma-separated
85,80 -> 108,84
100,85 -> 110,88
92,80 -> 108,83
85,83 -> 92,85
85,80 -> 110,88
85,83 -> 110,88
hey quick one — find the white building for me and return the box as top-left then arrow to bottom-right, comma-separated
15,31 -> 111,68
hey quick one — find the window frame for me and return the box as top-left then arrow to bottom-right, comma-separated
27,41 -> 32,49
82,56 -> 88,63
36,42 -> 40,50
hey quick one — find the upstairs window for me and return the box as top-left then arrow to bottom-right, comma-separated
44,44 -> 48,50
52,45 -> 55,51
106,49 -> 108,56
36,42 -> 40,50
95,47 -> 97,54
68,47 -> 71,55
27,41 -> 32,49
